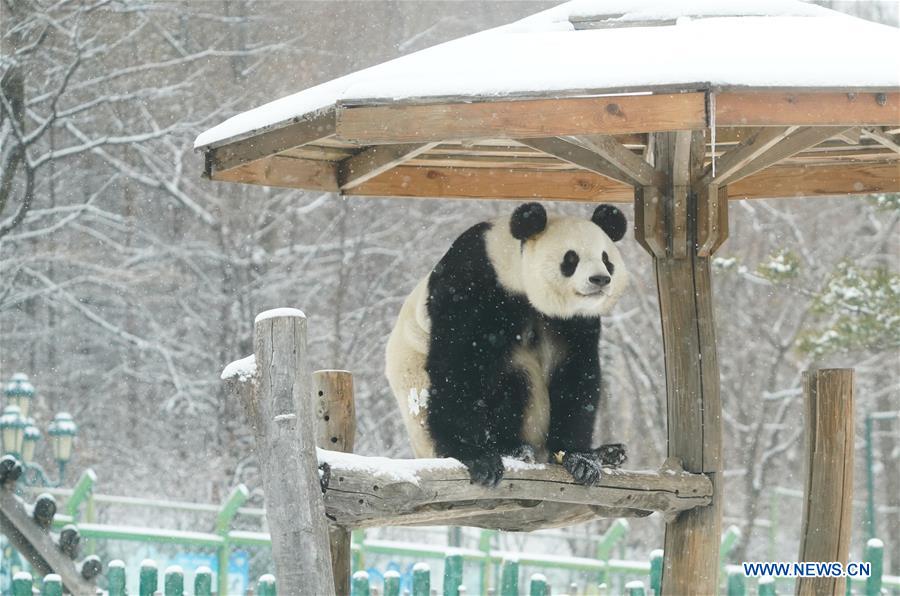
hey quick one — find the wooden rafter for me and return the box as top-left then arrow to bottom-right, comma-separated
729,161 -> 899,199
352,166 -> 633,202
338,143 -> 438,190
517,137 -> 637,185
703,126 -> 798,185
334,93 -> 707,144
573,134 -> 663,187
709,126 -> 852,185
715,92 -> 900,127
206,110 -> 337,173
861,127 -> 900,154
211,156 -> 339,191
211,155 -> 899,201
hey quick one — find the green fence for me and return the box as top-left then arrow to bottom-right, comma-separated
6,536 -> 898,595
20,473 -> 899,596
9,560 -> 277,596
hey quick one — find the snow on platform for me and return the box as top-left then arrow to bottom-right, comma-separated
195,0 -> 899,149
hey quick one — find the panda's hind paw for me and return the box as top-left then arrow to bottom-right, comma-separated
462,453 -> 504,488
594,443 -> 627,467
562,451 -> 603,486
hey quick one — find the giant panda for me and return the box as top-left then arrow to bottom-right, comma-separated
385,202 -> 629,487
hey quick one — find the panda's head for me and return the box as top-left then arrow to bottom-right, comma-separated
509,202 -> 629,318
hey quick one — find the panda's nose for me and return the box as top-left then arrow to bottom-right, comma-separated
589,274 -> 611,287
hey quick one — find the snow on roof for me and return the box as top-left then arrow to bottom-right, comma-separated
194,0 -> 899,150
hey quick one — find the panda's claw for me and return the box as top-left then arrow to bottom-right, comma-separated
463,453 -> 504,488
508,444 -> 537,464
594,443 -> 627,467
563,452 -> 602,486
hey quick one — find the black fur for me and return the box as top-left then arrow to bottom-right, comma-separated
424,222 -> 622,487
591,205 -> 627,242
510,202 -> 547,240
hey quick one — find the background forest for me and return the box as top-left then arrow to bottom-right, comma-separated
1,0 -> 898,575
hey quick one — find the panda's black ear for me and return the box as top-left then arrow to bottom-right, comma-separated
510,202 -> 547,241
591,204 -> 627,242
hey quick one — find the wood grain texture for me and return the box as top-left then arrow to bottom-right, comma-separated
729,161 -> 900,199
715,92 -> 900,127
351,166 -> 634,202
211,155 -> 339,191
517,137 -> 637,185
318,454 -> 711,530
338,143 -> 438,190
656,253 -> 723,595
721,126 -> 851,184
636,130 -> 724,595
335,93 -> 707,143
313,370 -> 356,596
573,134 -> 664,187
706,126 -> 797,185
207,110 -> 335,171
797,369 -> 855,596
633,185 -> 665,257
254,313 -> 335,596
0,491 -> 95,595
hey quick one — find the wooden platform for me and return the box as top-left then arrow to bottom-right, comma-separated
319,451 -> 712,531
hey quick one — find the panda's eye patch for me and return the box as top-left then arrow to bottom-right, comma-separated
561,250 -> 579,277
602,251 -> 615,275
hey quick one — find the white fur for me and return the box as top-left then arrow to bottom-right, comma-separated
385,211 -> 629,458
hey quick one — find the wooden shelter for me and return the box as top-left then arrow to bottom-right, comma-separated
200,1 -> 899,594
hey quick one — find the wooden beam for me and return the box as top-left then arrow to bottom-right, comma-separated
211,156 -> 339,191
861,127 -> 900,154
206,110 -> 336,172
351,166 -> 634,202
572,134 -> 664,187
729,162 -> 900,199
251,310 -> 336,596
669,131 -> 693,257
714,126 -> 851,185
797,369 -> 855,596
637,129 -> 725,595
319,452 -> 712,530
704,126 -> 797,185
335,93 -> 707,144
338,143 -> 438,190
517,137 -> 637,185
715,92 -> 900,127
0,491 -> 95,595
314,371 -> 356,596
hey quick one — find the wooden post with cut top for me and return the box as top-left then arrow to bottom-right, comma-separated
314,370 -> 356,596
252,309 -> 336,596
797,368 -> 855,596
635,128 -> 726,595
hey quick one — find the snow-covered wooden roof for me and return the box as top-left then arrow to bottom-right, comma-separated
195,0 -> 900,202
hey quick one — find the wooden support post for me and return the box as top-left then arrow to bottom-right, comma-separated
252,309 -> 336,596
797,369 -> 855,596
314,370 -> 357,596
635,130 -> 726,595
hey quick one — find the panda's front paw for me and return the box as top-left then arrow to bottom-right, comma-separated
508,444 -> 537,464
562,451 -> 603,486
462,453 -> 504,488
594,443 -> 627,467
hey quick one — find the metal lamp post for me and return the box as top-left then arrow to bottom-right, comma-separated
21,420 -> 41,465
48,412 -> 77,484
0,406 -> 26,458
4,373 -> 35,418
2,373 -> 78,487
